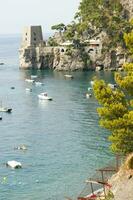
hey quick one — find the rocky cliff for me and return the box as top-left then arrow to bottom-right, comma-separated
120,0 -> 133,18
19,45 -> 91,71
106,154 -> 133,200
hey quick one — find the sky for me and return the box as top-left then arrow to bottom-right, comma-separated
0,0 -> 81,35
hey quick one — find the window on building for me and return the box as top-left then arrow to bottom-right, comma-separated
25,38 -> 27,41
34,38 -> 36,41
26,33 -> 27,36
33,32 -> 36,36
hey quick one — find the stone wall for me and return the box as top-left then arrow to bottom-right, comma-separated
19,45 -> 91,71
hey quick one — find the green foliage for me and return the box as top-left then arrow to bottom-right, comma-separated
104,191 -> 114,200
124,31 -> 133,54
50,0 -> 132,51
93,32 -> 133,154
51,23 -> 66,32
74,0 -> 132,48
47,37 -> 58,47
115,63 -> 133,96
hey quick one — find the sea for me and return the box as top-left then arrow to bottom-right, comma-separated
0,35 -> 115,200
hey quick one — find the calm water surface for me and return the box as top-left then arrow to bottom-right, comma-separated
0,35 -> 115,200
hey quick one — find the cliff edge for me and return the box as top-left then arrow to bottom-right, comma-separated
107,154 -> 133,200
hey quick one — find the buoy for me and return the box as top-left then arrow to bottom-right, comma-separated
11,87 -> 15,90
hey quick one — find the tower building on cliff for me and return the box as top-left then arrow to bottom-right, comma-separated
21,26 -> 43,48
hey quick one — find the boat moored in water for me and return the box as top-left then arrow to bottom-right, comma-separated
26,88 -> 32,92
64,74 -> 73,79
86,93 -> 92,98
6,160 -> 22,169
25,79 -> 35,83
90,81 -> 94,86
35,81 -> 44,86
31,75 -> 37,79
38,93 -> 52,101
0,107 -> 12,113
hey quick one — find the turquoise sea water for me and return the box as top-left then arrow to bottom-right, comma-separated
0,35 -> 115,200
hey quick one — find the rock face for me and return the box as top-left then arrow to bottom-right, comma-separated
53,47 -> 88,71
120,0 -> 133,18
107,154 -> 133,200
19,45 -> 90,71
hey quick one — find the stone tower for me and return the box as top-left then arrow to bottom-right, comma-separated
21,26 -> 43,47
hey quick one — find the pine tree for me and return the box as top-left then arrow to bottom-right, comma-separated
93,32 -> 133,154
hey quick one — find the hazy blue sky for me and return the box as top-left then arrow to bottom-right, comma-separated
0,0 -> 80,34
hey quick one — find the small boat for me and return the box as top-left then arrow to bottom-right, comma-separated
0,101 -> 12,113
88,87 -> 92,91
31,75 -> 37,79
25,79 -> 35,83
90,81 -> 94,86
38,93 -> 52,101
86,93 -> 92,98
35,81 -> 44,86
64,74 -> 73,79
6,160 -> 22,169
15,144 -> 27,151
108,83 -> 117,89
25,88 -> 32,92
0,107 -> 12,113
0,116 -> 2,120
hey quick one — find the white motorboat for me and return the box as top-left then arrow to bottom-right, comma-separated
6,160 -> 22,169
108,83 -> 117,89
0,107 -> 12,113
86,93 -> 92,98
90,81 -> 94,86
64,74 -> 73,79
38,93 -> 52,101
35,81 -> 44,86
31,75 -> 37,79
25,88 -> 32,92
88,87 -> 92,91
25,79 -> 35,83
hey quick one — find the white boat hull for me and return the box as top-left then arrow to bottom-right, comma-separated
6,160 -> 22,169
25,79 -> 35,83
0,107 -> 12,113
38,95 -> 52,101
